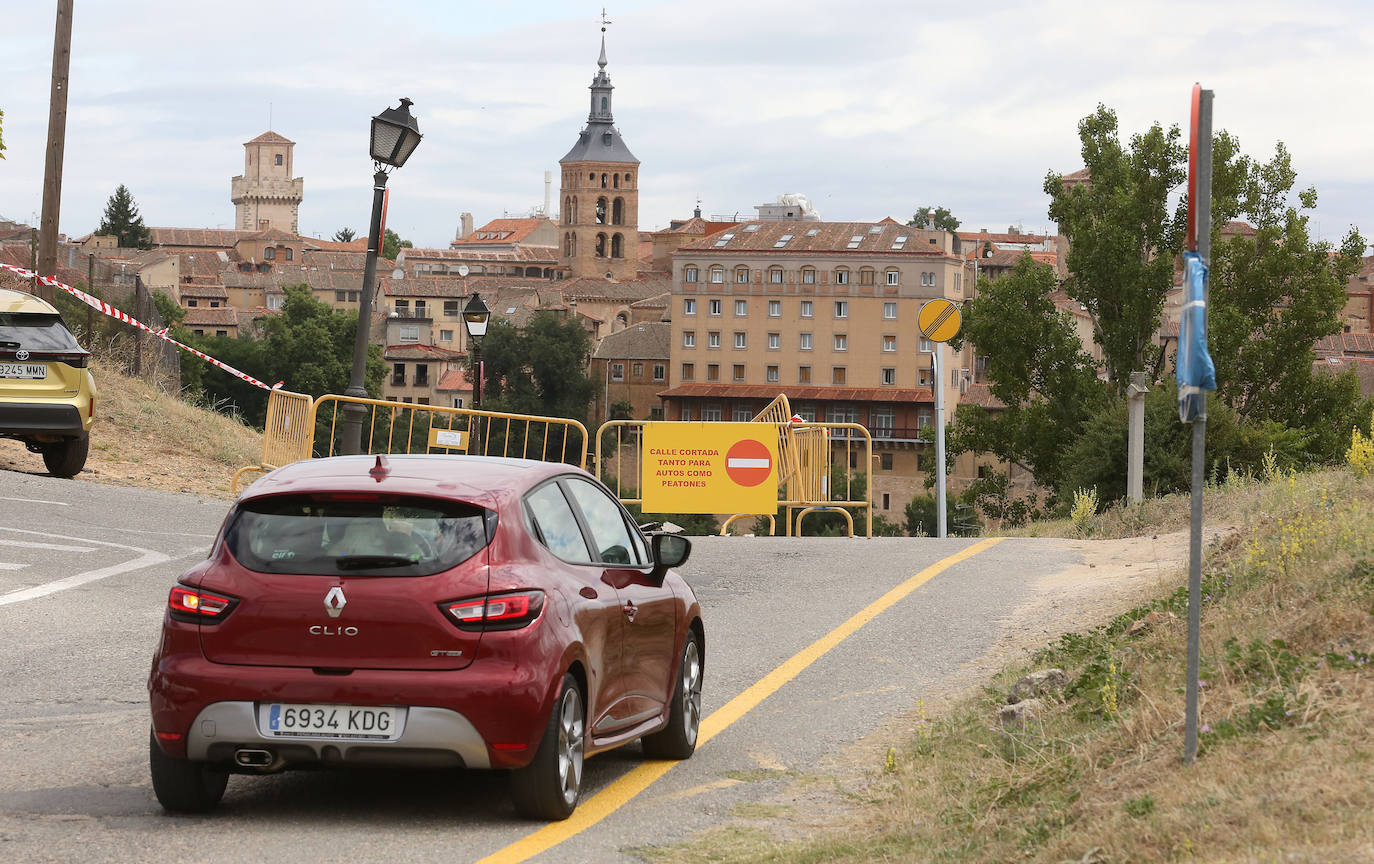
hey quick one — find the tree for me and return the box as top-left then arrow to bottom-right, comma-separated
609,399 -> 635,420
947,254 -> 1110,493
1206,136 -> 1368,460
97,184 -> 153,249
903,493 -> 979,537
1045,105 -> 1187,389
479,313 -> 598,421
908,205 -> 960,232
382,228 -> 412,260
333,227 -> 356,243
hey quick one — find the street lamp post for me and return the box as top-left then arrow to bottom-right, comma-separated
461,290 -> 491,452
340,98 -> 423,456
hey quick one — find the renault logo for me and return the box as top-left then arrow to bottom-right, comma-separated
324,586 -> 347,618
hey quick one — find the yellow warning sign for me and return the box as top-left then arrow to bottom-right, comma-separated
918,298 -> 962,342
641,422 -> 779,515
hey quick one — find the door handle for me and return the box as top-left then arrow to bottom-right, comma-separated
621,601 -> 637,622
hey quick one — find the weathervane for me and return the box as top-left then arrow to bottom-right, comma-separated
600,7 -> 611,31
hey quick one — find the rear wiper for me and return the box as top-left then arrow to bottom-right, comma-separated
335,554 -> 415,571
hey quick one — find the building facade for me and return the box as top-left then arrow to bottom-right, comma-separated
231,132 -> 304,234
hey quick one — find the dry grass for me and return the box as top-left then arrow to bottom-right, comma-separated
0,361 -> 263,498
645,467 -> 1374,863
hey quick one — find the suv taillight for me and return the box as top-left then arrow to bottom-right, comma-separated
441,590 -> 544,632
40,351 -> 91,368
168,585 -> 239,624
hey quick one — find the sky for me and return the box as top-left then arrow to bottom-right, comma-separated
1,0 -> 1371,251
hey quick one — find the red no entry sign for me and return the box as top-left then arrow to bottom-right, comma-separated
725,439 -> 773,487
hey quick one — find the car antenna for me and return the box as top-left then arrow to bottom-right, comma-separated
369,454 -> 390,481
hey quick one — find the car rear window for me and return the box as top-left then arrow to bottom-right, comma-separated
0,313 -> 83,352
225,493 -> 492,576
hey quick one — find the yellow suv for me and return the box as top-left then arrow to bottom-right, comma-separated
0,287 -> 98,477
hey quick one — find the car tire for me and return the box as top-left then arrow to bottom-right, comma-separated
510,674 -> 584,820
148,729 -> 228,814
43,434 -> 89,478
641,628 -> 703,760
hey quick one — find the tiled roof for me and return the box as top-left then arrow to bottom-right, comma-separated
301,250 -> 368,272
384,344 -> 463,361
593,322 -> 669,360
223,267 -> 365,292
560,274 -> 672,302
958,229 -> 1051,246
183,307 -> 241,327
304,237 -> 368,252
450,218 -> 555,246
1313,356 -> 1374,397
180,251 -> 234,278
658,383 -> 933,403
0,247 -> 85,293
246,131 -> 293,144
958,383 -> 1005,410
182,285 -> 229,299
630,292 -> 669,308
676,221 -> 950,257
150,228 -> 254,249
436,368 -> 473,391
1314,333 -> 1374,356
382,275 -> 547,300
653,218 -> 740,237
249,227 -> 300,243
402,245 -> 557,264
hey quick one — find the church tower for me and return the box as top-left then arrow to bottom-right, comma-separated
558,28 -> 639,280
230,131 -> 304,234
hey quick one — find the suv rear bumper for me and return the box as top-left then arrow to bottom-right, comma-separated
0,402 -> 87,437
186,700 -> 491,768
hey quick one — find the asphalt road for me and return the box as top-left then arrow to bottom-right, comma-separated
0,470 -> 1080,863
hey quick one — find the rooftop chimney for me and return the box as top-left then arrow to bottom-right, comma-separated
543,170 -> 552,218
927,210 -> 935,230
457,212 -> 474,240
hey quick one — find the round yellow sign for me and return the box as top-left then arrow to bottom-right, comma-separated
918,298 -> 962,342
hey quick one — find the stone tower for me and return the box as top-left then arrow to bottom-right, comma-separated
231,131 -> 304,233
558,33 -> 639,280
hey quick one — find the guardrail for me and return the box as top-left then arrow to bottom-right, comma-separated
231,388 -> 315,492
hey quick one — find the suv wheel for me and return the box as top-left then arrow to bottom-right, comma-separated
148,729 -> 228,814
43,434 -> 88,478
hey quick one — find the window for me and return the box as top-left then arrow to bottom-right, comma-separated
632,362 -> 643,377
439,329 -> 453,342
681,363 -> 695,380
773,233 -> 794,248
681,406 -> 692,421
683,298 -> 697,316
444,300 -> 459,317
835,268 -> 850,285
210,301 -> 221,308
766,365 -> 779,383
710,266 -> 724,284
525,483 -> 591,563
768,300 -> 781,317
881,367 -> 896,385
767,332 -> 781,350
216,329 -> 228,337
187,299 -> 198,308
917,407 -> 933,429
266,295 -> 284,311
274,153 -> 283,166
566,478 -> 643,566
706,363 -> 720,381
400,326 -> 419,343
708,299 -> 722,316
798,366 -> 812,384
881,453 -> 894,471
882,492 -> 891,509
734,299 -> 747,316
285,248 -> 294,262
264,247 -> 275,260
414,300 -> 427,318
918,367 -> 933,386
703,404 -> 723,421
768,267 -> 783,284
412,365 -> 428,386
713,233 -> 735,248
799,332 -> 813,350
392,363 -> 406,385
395,299 -> 410,313
735,266 -> 750,284
883,301 -> 897,319
652,363 -> 665,381
832,367 -> 846,385
611,362 -> 624,381
708,331 -> 721,348
834,301 -> 849,319
882,335 -> 897,352
732,364 -> 745,382
886,269 -> 900,286
872,408 -> 895,440
859,268 -> 875,286
650,406 -> 663,420
733,332 -> 747,349
801,268 -> 816,284
733,406 -> 754,422
684,266 -> 698,283
683,331 -> 696,348
452,397 -> 465,408
919,337 -> 933,353
833,334 -> 848,351
800,300 -> 813,318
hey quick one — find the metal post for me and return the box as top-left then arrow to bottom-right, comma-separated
1184,87 -> 1213,765
85,253 -> 95,340
1127,371 -> 1149,503
37,0 -> 74,304
470,340 -> 482,454
934,343 -> 947,538
133,277 -> 144,377
340,170 -> 390,456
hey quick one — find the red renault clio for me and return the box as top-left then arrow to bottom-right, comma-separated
148,454 -> 703,820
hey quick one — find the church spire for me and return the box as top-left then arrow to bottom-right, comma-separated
589,9 -> 614,122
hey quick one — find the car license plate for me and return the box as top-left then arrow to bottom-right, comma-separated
0,362 -> 45,379
259,703 -> 403,740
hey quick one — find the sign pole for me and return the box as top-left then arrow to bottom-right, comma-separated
934,343 -> 946,538
1184,86 -> 1214,765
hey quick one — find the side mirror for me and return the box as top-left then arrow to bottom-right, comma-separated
649,533 -> 692,582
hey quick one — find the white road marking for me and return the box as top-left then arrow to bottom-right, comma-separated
0,563 -> 25,571
0,496 -> 70,506
0,538 -> 96,552
0,527 -> 171,607
726,457 -> 770,469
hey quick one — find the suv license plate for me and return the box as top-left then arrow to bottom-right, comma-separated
0,363 -> 45,379
260,703 -> 402,740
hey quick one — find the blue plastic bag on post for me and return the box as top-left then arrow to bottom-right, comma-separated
1177,251 -> 1217,422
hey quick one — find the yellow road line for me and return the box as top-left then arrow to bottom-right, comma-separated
476,536 -> 1005,864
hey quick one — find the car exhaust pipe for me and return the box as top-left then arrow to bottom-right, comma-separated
234,748 -> 274,768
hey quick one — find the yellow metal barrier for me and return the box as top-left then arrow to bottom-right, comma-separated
232,388 -> 315,492
312,395 -> 588,468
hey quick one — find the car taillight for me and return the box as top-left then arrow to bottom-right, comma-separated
441,590 -> 544,631
48,351 -> 91,368
168,585 -> 238,624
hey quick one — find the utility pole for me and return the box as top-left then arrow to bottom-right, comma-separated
37,0 -> 75,303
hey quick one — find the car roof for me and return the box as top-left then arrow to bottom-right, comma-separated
240,454 -> 587,510
0,288 -> 60,316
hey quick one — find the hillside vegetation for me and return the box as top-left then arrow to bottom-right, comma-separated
648,455 -> 1374,863
0,362 -> 262,498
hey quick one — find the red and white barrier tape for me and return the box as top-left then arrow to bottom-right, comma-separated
1,262 -> 280,391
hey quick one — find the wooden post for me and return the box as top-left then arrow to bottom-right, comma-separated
37,0 -> 75,303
